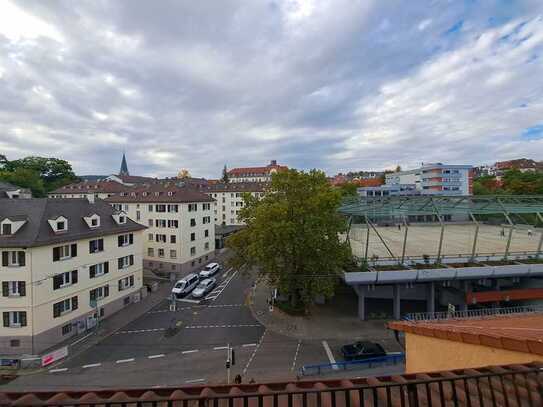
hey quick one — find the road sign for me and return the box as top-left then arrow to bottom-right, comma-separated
41,346 -> 68,367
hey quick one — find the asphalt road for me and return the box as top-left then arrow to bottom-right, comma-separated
3,266 -> 404,391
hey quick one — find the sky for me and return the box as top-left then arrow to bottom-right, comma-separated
0,1 -> 542,178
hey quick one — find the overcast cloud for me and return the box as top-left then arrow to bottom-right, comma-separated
0,0 -> 542,177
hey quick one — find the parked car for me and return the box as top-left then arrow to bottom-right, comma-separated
341,341 -> 386,361
192,278 -> 217,298
199,262 -> 221,278
171,273 -> 199,298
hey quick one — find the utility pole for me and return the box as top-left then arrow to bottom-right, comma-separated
225,344 -> 236,384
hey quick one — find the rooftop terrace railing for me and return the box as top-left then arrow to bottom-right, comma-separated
405,304 -> 543,321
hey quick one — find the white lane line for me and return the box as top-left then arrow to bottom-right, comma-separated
116,328 -> 167,334
185,378 -> 206,384
70,332 -> 94,347
222,267 -> 233,278
148,354 -> 165,359
182,349 -> 199,354
243,343 -> 257,347
82,363 -> 101,369
185,324 -> 260,329
243,329 -> 267,375
322,341 -> 338,370
214,346 -> 228,350
291,340 -> 302,371
176,298 -> 201,304
116,358 -> 135,364
205,269 -> 239,301
49,368 -> 68,373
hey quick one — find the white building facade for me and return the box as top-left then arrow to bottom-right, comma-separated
204,183 -> 266,225
0,199 -> 145,355
228,160 -> 287,183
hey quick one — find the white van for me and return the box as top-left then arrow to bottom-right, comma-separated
171,273 -> 199,298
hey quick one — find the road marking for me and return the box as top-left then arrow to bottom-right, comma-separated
49,368 -> 68,373
185,324 -> 260,329
176,298 -> 201,304
243,343 -> 257,347
116,328 -> 167,334
243,330 -> 267,375
185,378 -> 206,384
205,269 -> 238,301
322,341 -> 338,370
214,346 -> 228,350
182,349 -> 199,354
70,332 -> 94,347
116,358 -> 135,364
82,363 -> 101,369
291,340 -> 302,371
222,267 -> 233,278
148,354 -> 165,359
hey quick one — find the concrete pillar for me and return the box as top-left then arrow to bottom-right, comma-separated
426,282 -> 435,314
357,286 -> 365,321
459,280 -> 469,311
393,284 -> 401,320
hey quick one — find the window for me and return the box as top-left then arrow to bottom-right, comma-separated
123,296 -> 131,305
148,205 -> 153,212
204,229 -> 209,237
89,238 -> 104,254
170,250 -> 177,259
3,311 -> 27,327
89,262 -> 109,278
188,203 -> 197,212
203,216 -> 211,224
148,248 -> 154,257
118,255 -> 134,269
90,218 -> 99,227
158,248 -> 165,258
2,224 -> 12,235
10,339 -> 20,347
90,285 -> 109,302
170,235 -> 176,243
2,281 -> 26,297
204,242 -> 209,250
190,218 -> 196,227
118,275 -> 135,291
155,234 -> 167,243
57,221 -> 66,231
148,219 -> 153,227
53,244 -> 76,262
156,204 -> 166,212
118,233 -> 134,247
168,220 -> 179,228
148,233 -> 153,241
62,324 -> 73,336
167,204 -> 178,213
155,219 -> 167,228
203,203 -> 211,210
2,251 -> 25,267
53,297 -> 78,318
190,247 -> 196,256
230,218 -> 235,224
191,232 -> 196,241
118,216 -> 126,224
136,211 -> 141,221
53,270 -> 77,290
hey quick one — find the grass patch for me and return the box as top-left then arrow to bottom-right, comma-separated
372,264 -> 409,271
446,262 -> 483,268
516,258 -> 543,264
482,260 -> 518,266
412,263 -> 447,269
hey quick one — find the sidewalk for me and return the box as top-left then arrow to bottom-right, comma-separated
248,279 -> 401,348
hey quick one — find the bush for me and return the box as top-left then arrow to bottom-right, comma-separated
274,300 -> 306,316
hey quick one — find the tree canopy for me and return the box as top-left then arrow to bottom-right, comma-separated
0,155 -> 77,197
221,164 -> 229,183
226,169 -> 351,311
473,170 -> 543,195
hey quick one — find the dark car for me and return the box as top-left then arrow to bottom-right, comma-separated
341,341 -> 386,361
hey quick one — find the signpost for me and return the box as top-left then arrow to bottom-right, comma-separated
41,346 -> 68,367
225,344 -> 236,384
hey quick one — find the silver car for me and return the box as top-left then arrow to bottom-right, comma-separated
191,278 -> 217,298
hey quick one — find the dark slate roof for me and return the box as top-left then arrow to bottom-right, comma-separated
105,185 -> 213,203
0,198 -> 146,248
50,180 -> 131,194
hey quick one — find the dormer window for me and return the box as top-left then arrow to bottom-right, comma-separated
112,212 -> 127,225
84,214 -> 100,229
168,191 -> 173,196
91,218 -> 98,227
2,224 -> 11,235
119,216 -> 126,224
48,216 -> 68,233
57,221 -> 65,231
143,192 -> 148,197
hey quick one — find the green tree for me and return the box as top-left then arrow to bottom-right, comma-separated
0,168 -> 45,197
226,169 -> 351,311
337,182 -> 358,197
221,164 -> 229,183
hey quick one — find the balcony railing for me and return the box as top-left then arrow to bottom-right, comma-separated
405,304 -> 543,321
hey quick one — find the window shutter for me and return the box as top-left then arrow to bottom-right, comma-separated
2,252 -> 8,267
129,275 -> 134,286
129,234 -> 133,244
53,247 -> 60,262
53,303 -> 60,318
104,261 -> 109,274
53,275 -> 62,290
20,312 -> 27,327
118,236 -> 122,247
89,241 -> 93,253
3,312 -> 9,327
71,296 -> 78,310
99,239 -> 104,251
2,282 -> 8,297
71,270 -> 78,285
129,255 -> 134,266
19,282 -> 25,297
18,252 -> 25,266
104,285 -> 109,297
118,258 -> 123,270
71,244 -> 77,258
89,265 -> 96,279
118,280 -> 122,291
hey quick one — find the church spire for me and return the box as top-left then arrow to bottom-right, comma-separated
119,152 -> 129,176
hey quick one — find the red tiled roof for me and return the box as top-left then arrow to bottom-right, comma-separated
51,181 -> 131,194
389,314 -> 543,356
105,184 -> 213,203
228,164 -> 288,176
0,362 -> 541,406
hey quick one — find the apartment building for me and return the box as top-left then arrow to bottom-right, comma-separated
49,180 -> 132,200
228,160 -> 287,183
0,198 -> 145,355
204,183 -> 267,225
105,185 -> 216,276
